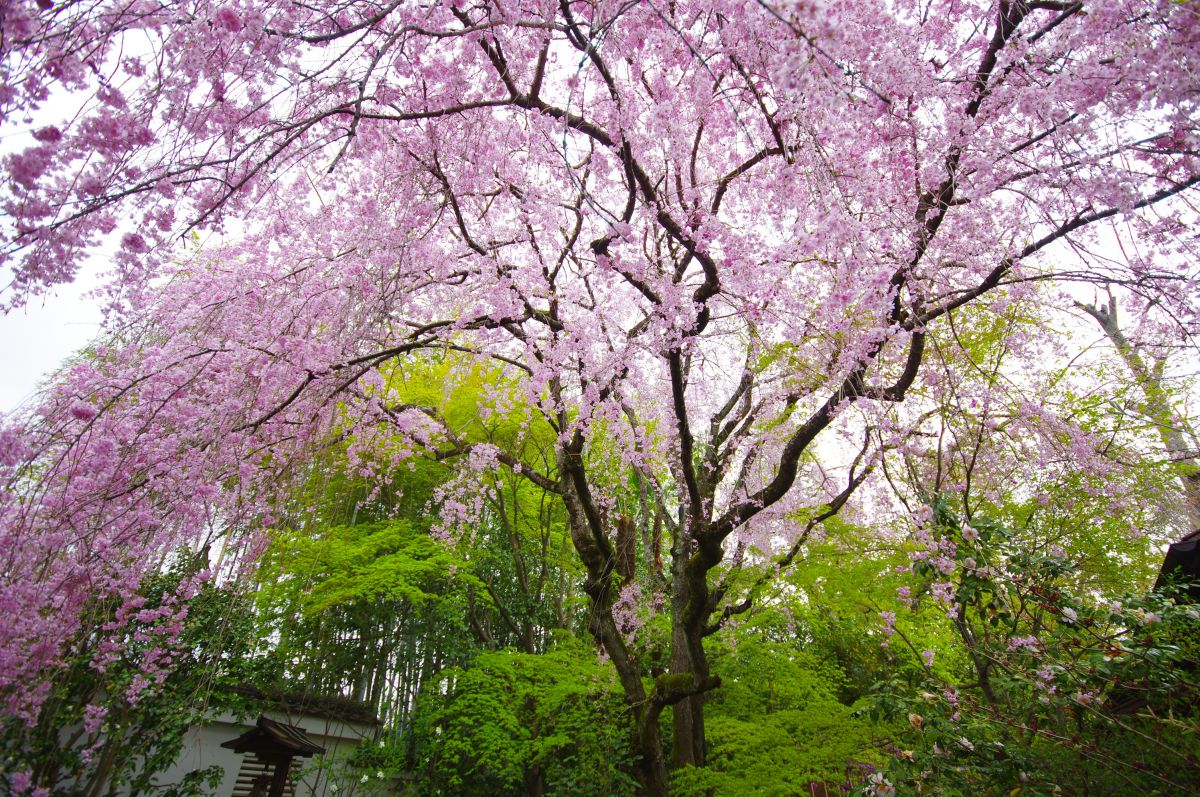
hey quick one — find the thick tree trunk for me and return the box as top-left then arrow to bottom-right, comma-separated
635,706 -> 671,797
669,639 -> 701,767
524,765 -> 544,797
669,545 -> 706,768
557,431 -> 727,795
669,527 -> 723,769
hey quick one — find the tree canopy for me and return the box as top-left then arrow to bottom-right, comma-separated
1,0 -> 1198,794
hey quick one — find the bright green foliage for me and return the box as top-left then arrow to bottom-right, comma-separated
401,639 -> 637,797
710,622 -> 850,720
250,357 -> 583,721
774,517 -> 958,702
380,355 -> 583,651
252,514 -> 482,714
260,519 -> 478,614
673,706 -> 881,797
672,624 -> 888,796
381,354 -> 561,479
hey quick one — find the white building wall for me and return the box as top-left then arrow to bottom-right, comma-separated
141,710 -> 377,797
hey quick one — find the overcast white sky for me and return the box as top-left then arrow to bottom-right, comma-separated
0,91 -> 108,414
0,278 -> 102,414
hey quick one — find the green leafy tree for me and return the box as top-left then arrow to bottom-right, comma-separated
673,618 -> 888,797
395,640 -> 637,797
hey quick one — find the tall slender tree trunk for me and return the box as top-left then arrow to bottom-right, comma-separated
1080,296 -> 1200,530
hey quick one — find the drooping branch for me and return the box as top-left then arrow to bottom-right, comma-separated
923,174 -> 1200,324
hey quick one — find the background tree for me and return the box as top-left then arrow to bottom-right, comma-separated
2,1 -> 1199,794
251,358 -> 583,730
1077,290 -> 1200,530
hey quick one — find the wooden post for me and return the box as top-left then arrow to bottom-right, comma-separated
268,757 -> 292,797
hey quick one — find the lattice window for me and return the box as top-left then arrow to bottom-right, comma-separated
230,755 -> 301,797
